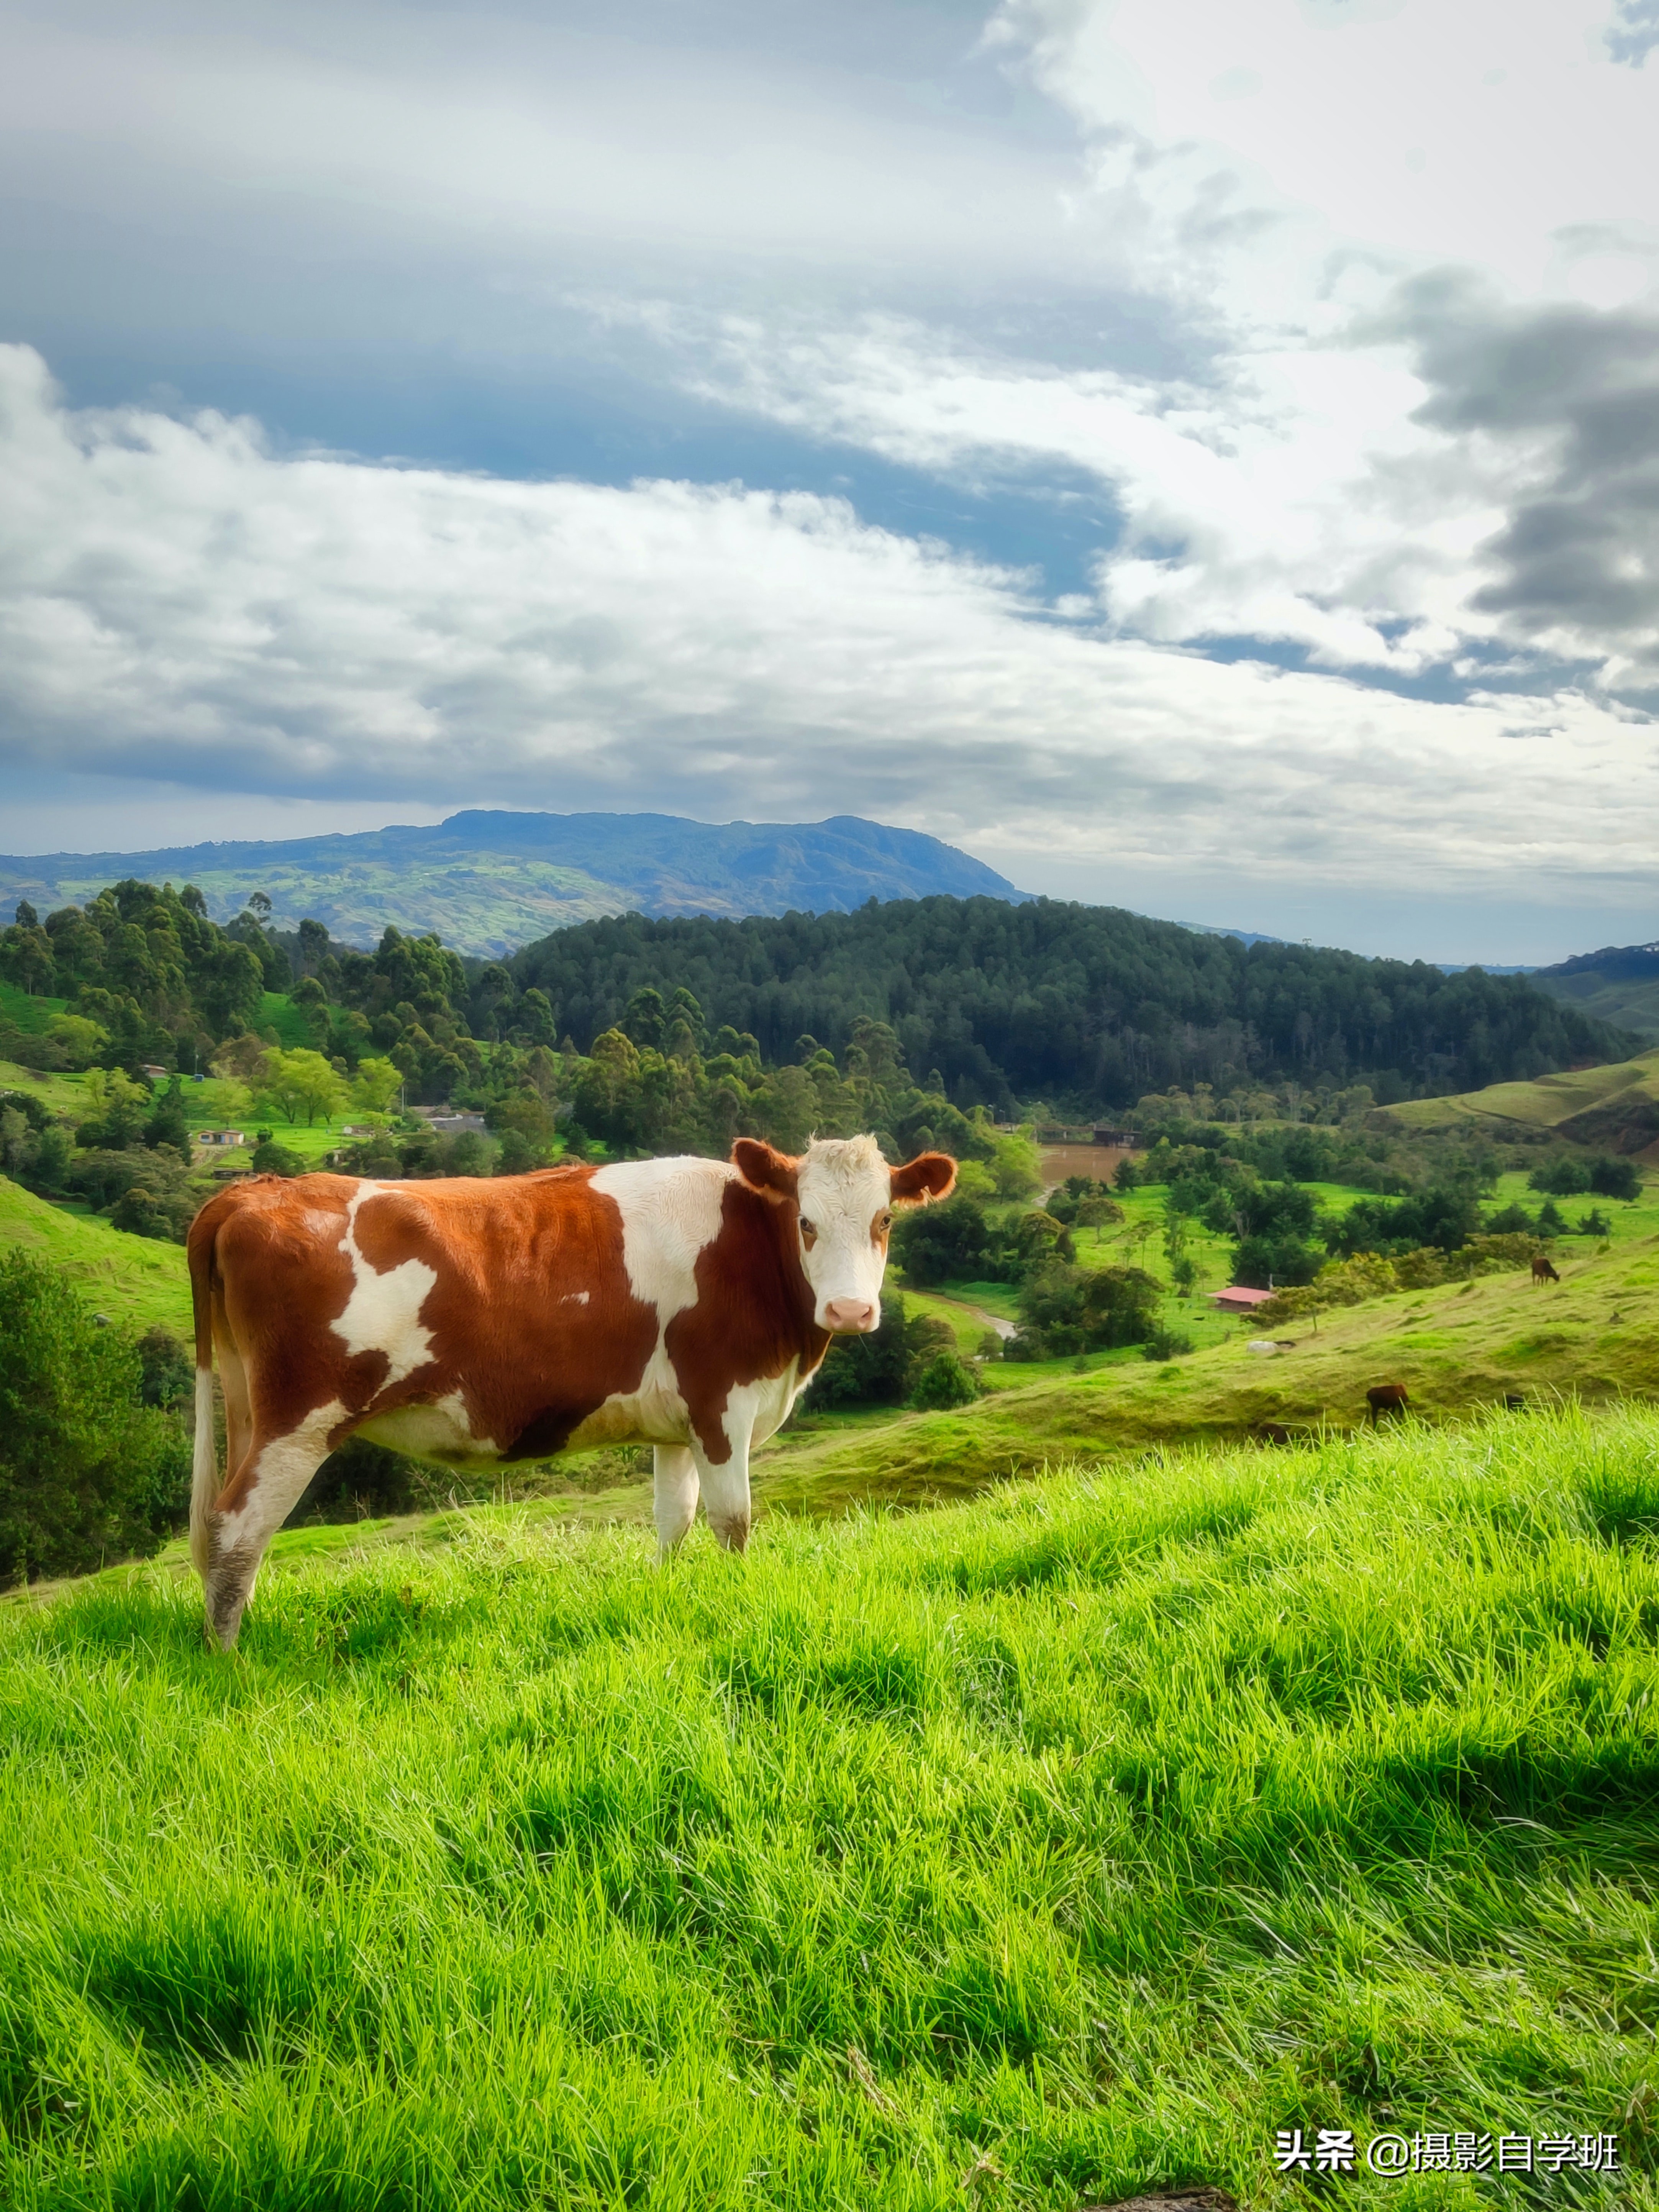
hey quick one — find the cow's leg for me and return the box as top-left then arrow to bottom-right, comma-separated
652,1444 -> 700,1560
201,1402 -> 343,1650
692,1394 -> 759,1553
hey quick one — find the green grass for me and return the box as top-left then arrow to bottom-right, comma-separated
1384,1050 -> 1659,1142
0,982 -> 70,1036
2,1406 -> 1656,2208
0,1176 -> 190,1333
0,1059 -> 93,1118
256,992 -> 318,1049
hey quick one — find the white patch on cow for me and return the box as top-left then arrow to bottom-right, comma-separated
794,1136 -> 895,1332
220,1397 -> 350,1550
590,1155 -> 729,1323
330,1182 -> 438,1389
358,1389 -> 502,1463
582,1156 -> 733,1450
561,1290 -> 590,1305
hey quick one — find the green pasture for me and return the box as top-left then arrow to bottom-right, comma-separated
1385,1049 -> 1659,1139
0,1177 -> 190,1335
0,1059 -> 92,1118
3,1406 -> 1655,2209
0,982 -> 70,1036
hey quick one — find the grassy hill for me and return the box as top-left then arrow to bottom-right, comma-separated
0,1176 -> 190,1333
1382,1048 -> 1659,1156
2,1406 -> 1653,2207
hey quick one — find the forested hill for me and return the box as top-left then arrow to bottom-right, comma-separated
510,897 -> 1634,1112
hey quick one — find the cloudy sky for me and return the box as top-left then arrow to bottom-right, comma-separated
2,0 -> 1657,959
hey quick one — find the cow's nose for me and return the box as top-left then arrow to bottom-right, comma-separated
824,1298 -> 877,1333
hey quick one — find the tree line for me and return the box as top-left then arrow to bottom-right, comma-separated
507,897 -> 1631,1113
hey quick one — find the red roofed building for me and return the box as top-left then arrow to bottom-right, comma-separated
1211,1285 -> 1276,1314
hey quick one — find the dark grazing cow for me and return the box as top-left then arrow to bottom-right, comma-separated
1531,1254 -> 1561,1285
1366,1382 -> 1411,1424
186,1136 -> 955,1647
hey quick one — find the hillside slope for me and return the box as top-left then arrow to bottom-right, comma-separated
0,812 -> 1029,958
0,1176 -> 191,1333
3,1410 -> 1652,2206
1382,1047 -> 1659,1155
754,1230 -> 1659,1513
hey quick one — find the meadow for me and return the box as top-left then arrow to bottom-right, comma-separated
3,1407 -> 1656,2210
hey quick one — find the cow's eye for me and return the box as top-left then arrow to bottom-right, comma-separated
800,1217 -> 818,1245
875,1212 -> 893,1235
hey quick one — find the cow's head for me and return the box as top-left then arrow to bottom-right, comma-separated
732,1134 -> 956,1333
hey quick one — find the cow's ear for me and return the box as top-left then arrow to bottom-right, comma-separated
731,1138 -> 800,1202
890,1151 -> 956,1207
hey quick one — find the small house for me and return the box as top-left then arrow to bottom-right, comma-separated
197,1129 -> 246,1149
141,1064 -> 170,1082
1211,1285 -> 1275,1315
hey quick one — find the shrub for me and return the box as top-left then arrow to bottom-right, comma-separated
0,1253 -> 190,1586
1529,1155 -> 1592,1196
814,1296 -> 954,1409
110,1185 -> 174,1241
136,1325 -> 193,1410
906,1351 -> 980,1410
1140,1326 -> 1195,1363
250,1134 -> 307,1176
1012,1260 -> 1162,1358
290,1435 -> 428,1523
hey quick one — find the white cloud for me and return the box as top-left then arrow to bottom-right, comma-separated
2,340 -> 1656,931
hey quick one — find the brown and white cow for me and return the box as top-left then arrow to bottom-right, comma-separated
186,1135 -> 955,1647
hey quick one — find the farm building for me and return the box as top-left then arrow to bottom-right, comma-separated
1211,1285 -> 1275,1314
196,1130 -> 246,1148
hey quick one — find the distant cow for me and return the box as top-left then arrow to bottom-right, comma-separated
1366,1382 -> 1411,1424
1531,1254 -> 1561,1285
186,1136 -> 955,1648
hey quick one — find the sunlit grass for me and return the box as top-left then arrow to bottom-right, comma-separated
2,1406 -> 1656,2208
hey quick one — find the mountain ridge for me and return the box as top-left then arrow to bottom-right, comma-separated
0,811 -> 1031,959
1529,936 -> 1659,1043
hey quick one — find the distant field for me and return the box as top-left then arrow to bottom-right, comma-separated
1385,1048 -> 1659,1149
0,1058 -> 91,1116
0,980 -> 69,1035
3,1407 -> 1652,2207
1534,964 -> 1659,1043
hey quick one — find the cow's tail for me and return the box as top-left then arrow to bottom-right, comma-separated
187,1207 -> 219,1580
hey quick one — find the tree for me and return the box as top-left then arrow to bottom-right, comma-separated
75,1068 -> 153,1149
989,1131 -> 1043,1200
255,1048 -> 349,1127
0,1253 -> 190,1585
297,917 -> 331,976
351,1056 -> 403,1118
144,1076 -> 191,1155
907,1350 -> 980,1410
813,1295 -> 955,1408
